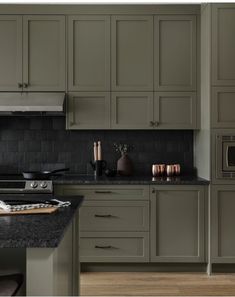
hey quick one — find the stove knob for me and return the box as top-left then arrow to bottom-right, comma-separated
30,181 -> 38,188
40,181 -> 47,188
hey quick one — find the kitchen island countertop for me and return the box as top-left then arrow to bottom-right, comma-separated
52,174 -> 209,185
0,195 -> 83,248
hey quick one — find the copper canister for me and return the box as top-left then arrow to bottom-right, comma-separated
152,164 -> 165,177
152,164 -> 160,177
159,164 -> 165,175
173,164 -> 181,176
166,165 -> 174,176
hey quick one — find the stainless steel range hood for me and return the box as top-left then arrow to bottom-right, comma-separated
0,92 -> 65,115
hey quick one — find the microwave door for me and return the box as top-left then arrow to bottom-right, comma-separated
223,142 -> 235,171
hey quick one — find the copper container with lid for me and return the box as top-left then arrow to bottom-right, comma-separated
173,164 -> 181,176
152,164 -> 165,177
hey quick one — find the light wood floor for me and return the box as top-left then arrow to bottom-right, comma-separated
80,272 -> 235,296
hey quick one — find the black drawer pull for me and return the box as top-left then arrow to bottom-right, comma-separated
94,191 -> 112,194
95,245 -> 112,249
95,214 -> 112,218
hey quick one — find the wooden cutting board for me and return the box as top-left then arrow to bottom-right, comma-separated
0,207 -> 58,215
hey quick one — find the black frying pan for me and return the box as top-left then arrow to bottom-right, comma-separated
22,168 -> 70,180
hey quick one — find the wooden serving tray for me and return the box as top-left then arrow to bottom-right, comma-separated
0,207 -> 58,215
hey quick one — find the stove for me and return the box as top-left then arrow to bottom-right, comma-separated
0,175 -> 53,194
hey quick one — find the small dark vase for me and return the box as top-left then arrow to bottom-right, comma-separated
117,153 -> 133,176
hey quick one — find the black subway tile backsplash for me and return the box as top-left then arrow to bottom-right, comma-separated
0,117 -> 194,175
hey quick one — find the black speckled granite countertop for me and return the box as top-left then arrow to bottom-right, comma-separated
0,194 -> 83,248
52,174 -> 209,185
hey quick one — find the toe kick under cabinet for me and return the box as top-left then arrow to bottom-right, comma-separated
55,184 -> 206,263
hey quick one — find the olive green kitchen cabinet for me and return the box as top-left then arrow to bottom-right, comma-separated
211,87 -> 235,128
111,92 -> 153,129
55,185 -> 150,263
0,16 -> 22,91
68,16 -> 110,91
153,92 -> 197,129
211,185 -> 235,263
67,92 -> 110,129
0,15 -> 65,92
111,15 -> 153,91
212,4 -> 235,86
110,92 -> 197,130
154,15 -> 197,91
23,15 -> 65,91
150,186 -> 205,262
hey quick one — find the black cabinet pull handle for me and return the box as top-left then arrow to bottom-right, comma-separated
95,214 -> 112,218
95,245 -> 112,249
18,83 -> 23,88
94,191 -> 112,194
23,83 -> 28,88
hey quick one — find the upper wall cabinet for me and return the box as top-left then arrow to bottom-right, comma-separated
154,15 -> 197,91
212,5 -> 235,86
154,92 -> 197,129
23,15 -> 65,91
211,87 -> 235,128
0,16 -> 22,91
68,16 -> 110,91
0,15 -> 65,92
67,92 -> 110,129
111,16 -> 153,91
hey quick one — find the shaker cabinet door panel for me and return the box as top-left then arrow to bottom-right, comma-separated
0,16 -> 22,91
23,15 -> 65,91
150,186 -> 205,262
67,92 -> 110,129
212,5 -> 235,85
154,92 -> 197,129
211,87 -> 235,128
211,185 -> 235,263
154,15 -> 196,91
111,92 -> 153,129
68,16 -> 110,91
111,16 -> 153,91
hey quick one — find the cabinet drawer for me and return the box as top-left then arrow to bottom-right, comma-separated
80,232 -> 149,262
80,201 -> 149,231
56,185 -> 149,200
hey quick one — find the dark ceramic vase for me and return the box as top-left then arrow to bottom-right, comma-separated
117,153 -> 133,176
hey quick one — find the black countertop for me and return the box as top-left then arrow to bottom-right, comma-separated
0,194 -> 83,248
52,174 -> 209,185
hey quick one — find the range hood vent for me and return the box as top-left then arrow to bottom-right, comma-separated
0,93 -> 65,115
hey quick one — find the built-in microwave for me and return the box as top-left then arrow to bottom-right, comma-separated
216,134 -> 235,178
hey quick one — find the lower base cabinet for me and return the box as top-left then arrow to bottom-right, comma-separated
150,186 -> 205,263
56,184 -> 206,264
211,185 -> 235,263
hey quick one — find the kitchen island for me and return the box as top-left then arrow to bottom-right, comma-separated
0,195 -> 83,296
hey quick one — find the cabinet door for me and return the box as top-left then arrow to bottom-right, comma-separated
211,185 -> 235,263
111,92 -> 153,129
0,16 -> 22,91
154,92 -> 197,129
154,15 -> 196,91
211,87 -> 235,128
23,15 -> 65,91
111,16 -> 153,91
150,186 -> 205,262
212,5 -> 235,85
67,92 -> 110,129
68,16 -> 110,91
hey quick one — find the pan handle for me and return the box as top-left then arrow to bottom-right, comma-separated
50,168 -> 70,174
